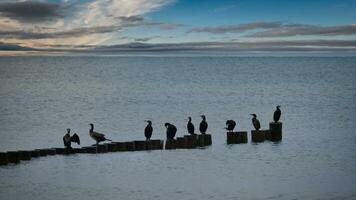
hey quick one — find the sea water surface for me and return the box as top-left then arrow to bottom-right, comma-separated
0,55 -> 356,200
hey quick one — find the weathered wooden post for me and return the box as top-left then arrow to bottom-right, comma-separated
55,148 -> 66,155
227,132 -> 237,144
150,140 -> 163,150
83,146 -> 97,153
0,152 -> 9,165
125,142 -> 136,151
197,134 -> 212,146
47,148 -> 57,155
116,142 -> 127,151
36,149 -> 49,156
97,144 -> 108,153
107,143 -> 118,152
134,141 -> 147,151
7,151 -> 20,164
176,137 -> 186,149
30,150 -> 40,158
18,151 -> 31,161
165,139 -> 177,150
251,130 -> 268,142
184,135 -> 197,149
238,132 -> 248,143
269,122 -> 282,141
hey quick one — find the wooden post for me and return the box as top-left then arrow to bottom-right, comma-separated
150,140 -> 163,150
134,141 -> 147,151
55,148 -> 66,155
269,122 -> 282,141
125,142 -> 135,151
107,143 -> 117,152
238,132 -> 248,143
30,150 -> 40,158
184,135 -> 197,149
251,130 -> 267,143
198,134 -> 212,146
0,152 -> 9,165
227,132 -> 248,144
18,151 -> 31,161
7,151 -> 20,164
115,142 -> 127,152
176,137 -> 186,149
146,141 -> 152,150
36,149 -> 48,156
83,146 -> 97,153
75,148 -> 86,153
165,139 -> 177,150
47,148 -> 56,155
97,144 -> 108,153
227,132 -> 237,144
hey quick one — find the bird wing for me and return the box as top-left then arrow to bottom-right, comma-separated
71,133 -> 80,145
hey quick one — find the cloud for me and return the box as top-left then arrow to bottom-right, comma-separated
188,22 -> 282,34
246,24 -> 356,37
0,1 -> 63,22
0,0 -> 176,47
92,40 -> 356,52
0,42 -> 34,50
189,21 -> 356,37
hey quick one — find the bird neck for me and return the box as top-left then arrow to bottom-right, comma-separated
90,126 -> 93,132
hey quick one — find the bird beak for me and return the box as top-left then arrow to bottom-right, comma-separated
249,114 -> 253,116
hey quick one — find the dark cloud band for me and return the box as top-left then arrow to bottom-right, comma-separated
0,1 -> 63,22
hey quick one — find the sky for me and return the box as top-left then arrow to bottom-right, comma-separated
0,0 -> 356,54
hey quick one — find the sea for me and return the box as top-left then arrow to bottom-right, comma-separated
0,53 -> 356,200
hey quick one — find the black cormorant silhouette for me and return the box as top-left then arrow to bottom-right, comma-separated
164,123 -> 177,139
187,117 -> 195,135
225,120 -> 236,132
199,115 -> 208,134
273,105 -> 281,122
250,114 -> 261,130
63,128 -> 80,148
144,120 -> 153,140
89,123 -> 112,145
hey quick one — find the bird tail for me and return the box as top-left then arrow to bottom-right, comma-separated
105,138 -> 112,142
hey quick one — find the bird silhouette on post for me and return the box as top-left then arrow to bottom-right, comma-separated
187,117 -> 196,135
165,123 -> 177,140
63,128 -> 80,149
225,120 -> 236,132
144,120 -> 153,141
250,114 -> 261,130
89,123 -> 112,145
273,105 -> 281,122
199,115 -> 208,134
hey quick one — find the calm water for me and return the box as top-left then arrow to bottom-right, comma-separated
0,55 -> 356,200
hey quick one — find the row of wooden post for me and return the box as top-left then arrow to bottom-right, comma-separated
0,134 -> 212,166
227,122 -> 283,144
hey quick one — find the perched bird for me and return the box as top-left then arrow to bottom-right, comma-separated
199,115 -> 208,134
225,120 -> 236,132
63,128 -> 80,149
273,105 -> 281,122
187,117 -> 195,135
89,123 -> 112,145
164,123 -> 177,139
250,114 -> 261,130
144,120 -> 153,140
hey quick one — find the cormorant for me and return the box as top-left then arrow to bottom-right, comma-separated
273,105 -> 281,122
89,123 -> 112,145
199,115 -> 208,134
144,120 -> 153,140
250,114 -> 261,130
164,123 -> 177,139
225,120 -> 236,132
187,117 -> 195,135
63,128 -> 80,149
